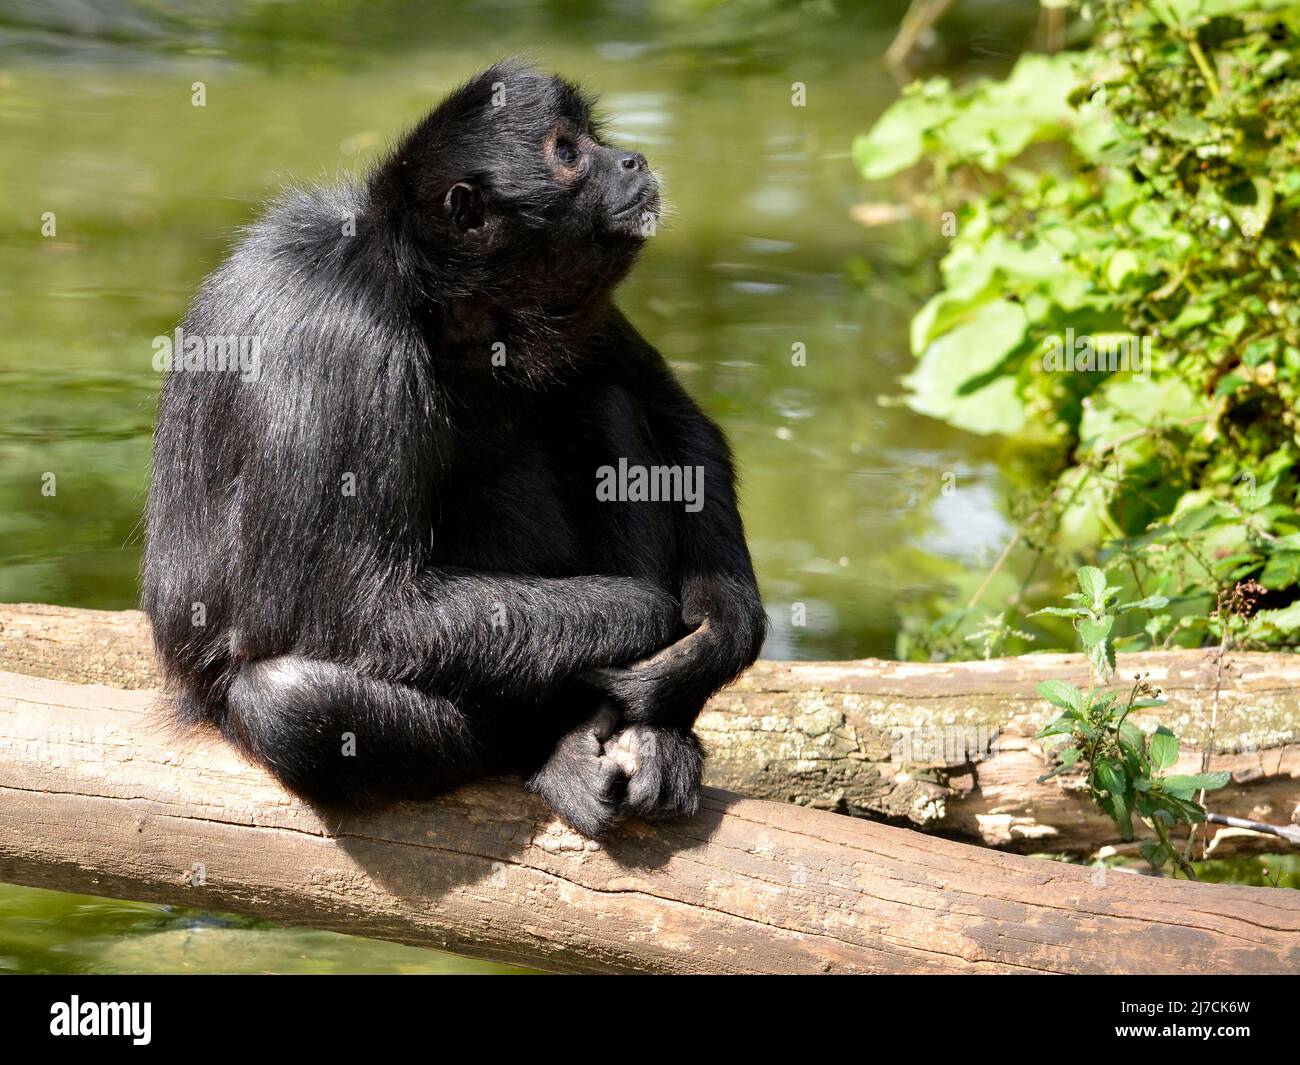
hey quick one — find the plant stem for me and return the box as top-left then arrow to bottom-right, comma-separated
1187,37 -> 1221,98
1186,610 -> 1231,862
1154,817 -> 1198,880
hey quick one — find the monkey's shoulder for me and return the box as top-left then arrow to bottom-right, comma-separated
185,183 -> 422,368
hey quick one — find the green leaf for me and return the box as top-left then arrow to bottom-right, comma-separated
1146,791 -> 1207,824
1171,503 -> 1225,536
1036,713 -> 1080,739
1095,759 -> 1128,797
1105,249 -> 1141,289
1151,0 -> 1299,25
1076,566 -> 1107,606
1224,177 -> 1274,238
1037,746 -> 1082,783
933,53 -> 1079,170
851,81 -> 952,179
1149,726 -> 1179,771
1140,840 -> 1169,870
1091,692 -> 1118,717
1162,771 -> 1231,797
1115,595 -> 1170,613
1099,791 -> 1134,842
1079,615 -> 1114,650
1088,634 -> 1117,680
1259,551 -> 1300,590
1036,679 -> 1084,712
901,300 -> 1028,436
1029,605 -> 1088,618
1246,602 -> 1300,641
1215,374 -> 1248,399
1078,377 -> 1208,456
1118,720 -> 1149,761
1166,114 -> 1213,144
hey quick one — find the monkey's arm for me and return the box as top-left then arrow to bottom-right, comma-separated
375,568 -> 684,701
585,340 -> 767,726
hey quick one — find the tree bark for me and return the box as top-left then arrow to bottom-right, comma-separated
1,603 -> 1295,856
2,668 -> 1298,974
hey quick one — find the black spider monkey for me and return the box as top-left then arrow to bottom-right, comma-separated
143,60 -> 767,838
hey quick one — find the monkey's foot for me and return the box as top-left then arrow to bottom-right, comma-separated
526,713 -> 627,839
606,725 -> 703,823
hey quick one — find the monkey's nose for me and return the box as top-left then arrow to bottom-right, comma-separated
620,152 -> 647,171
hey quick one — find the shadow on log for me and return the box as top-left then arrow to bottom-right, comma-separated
1,667 -> 1299,974
2,603 -> 1297,856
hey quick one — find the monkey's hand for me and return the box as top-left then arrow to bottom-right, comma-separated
583,584 -> 766,726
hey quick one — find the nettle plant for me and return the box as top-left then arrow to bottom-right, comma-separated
858,0 -> 1300,657
1033,567 -> 1228,874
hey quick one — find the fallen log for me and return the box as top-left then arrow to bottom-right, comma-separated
2,668 -> 1298,974
2,603 -> 1296,856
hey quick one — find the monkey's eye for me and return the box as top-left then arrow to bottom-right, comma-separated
555,139 -> 580,166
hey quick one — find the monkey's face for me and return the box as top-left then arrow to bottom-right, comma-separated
543,124 -> 661,242
403,66 -> 662,309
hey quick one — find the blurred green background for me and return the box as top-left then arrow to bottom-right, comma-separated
0,0 -> 1045,973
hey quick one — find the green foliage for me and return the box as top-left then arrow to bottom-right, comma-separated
859,0 -> 1300,653
1032,568 -> 1228,874
1032,564 -> 1169,676
963,610 -> 1035,658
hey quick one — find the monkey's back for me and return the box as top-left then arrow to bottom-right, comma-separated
142,185 -> 441,712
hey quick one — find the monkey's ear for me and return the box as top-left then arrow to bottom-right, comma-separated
444,182 -> 484,232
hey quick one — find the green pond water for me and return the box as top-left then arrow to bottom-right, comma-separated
4,0 -> 1278,976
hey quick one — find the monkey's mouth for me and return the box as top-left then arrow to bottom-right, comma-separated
611,187 -> 661,224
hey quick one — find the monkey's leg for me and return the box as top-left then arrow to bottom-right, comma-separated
224,656 -> 492,806
225,657 -> 639,837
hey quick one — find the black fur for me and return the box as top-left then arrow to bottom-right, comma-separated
142,61 -> 766,838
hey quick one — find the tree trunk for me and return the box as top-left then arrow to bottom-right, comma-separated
2,668 -> 1297,974
1,603 -> 1295,856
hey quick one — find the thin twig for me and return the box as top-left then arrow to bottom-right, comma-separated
885,0 -> 957,69
1206,812 -> 1300,848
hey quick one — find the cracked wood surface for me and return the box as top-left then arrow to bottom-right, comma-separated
2,603 -> 1297,855
2,668 -> 1299,974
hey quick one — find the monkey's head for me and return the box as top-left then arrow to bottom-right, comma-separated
377,61 -> 661,309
